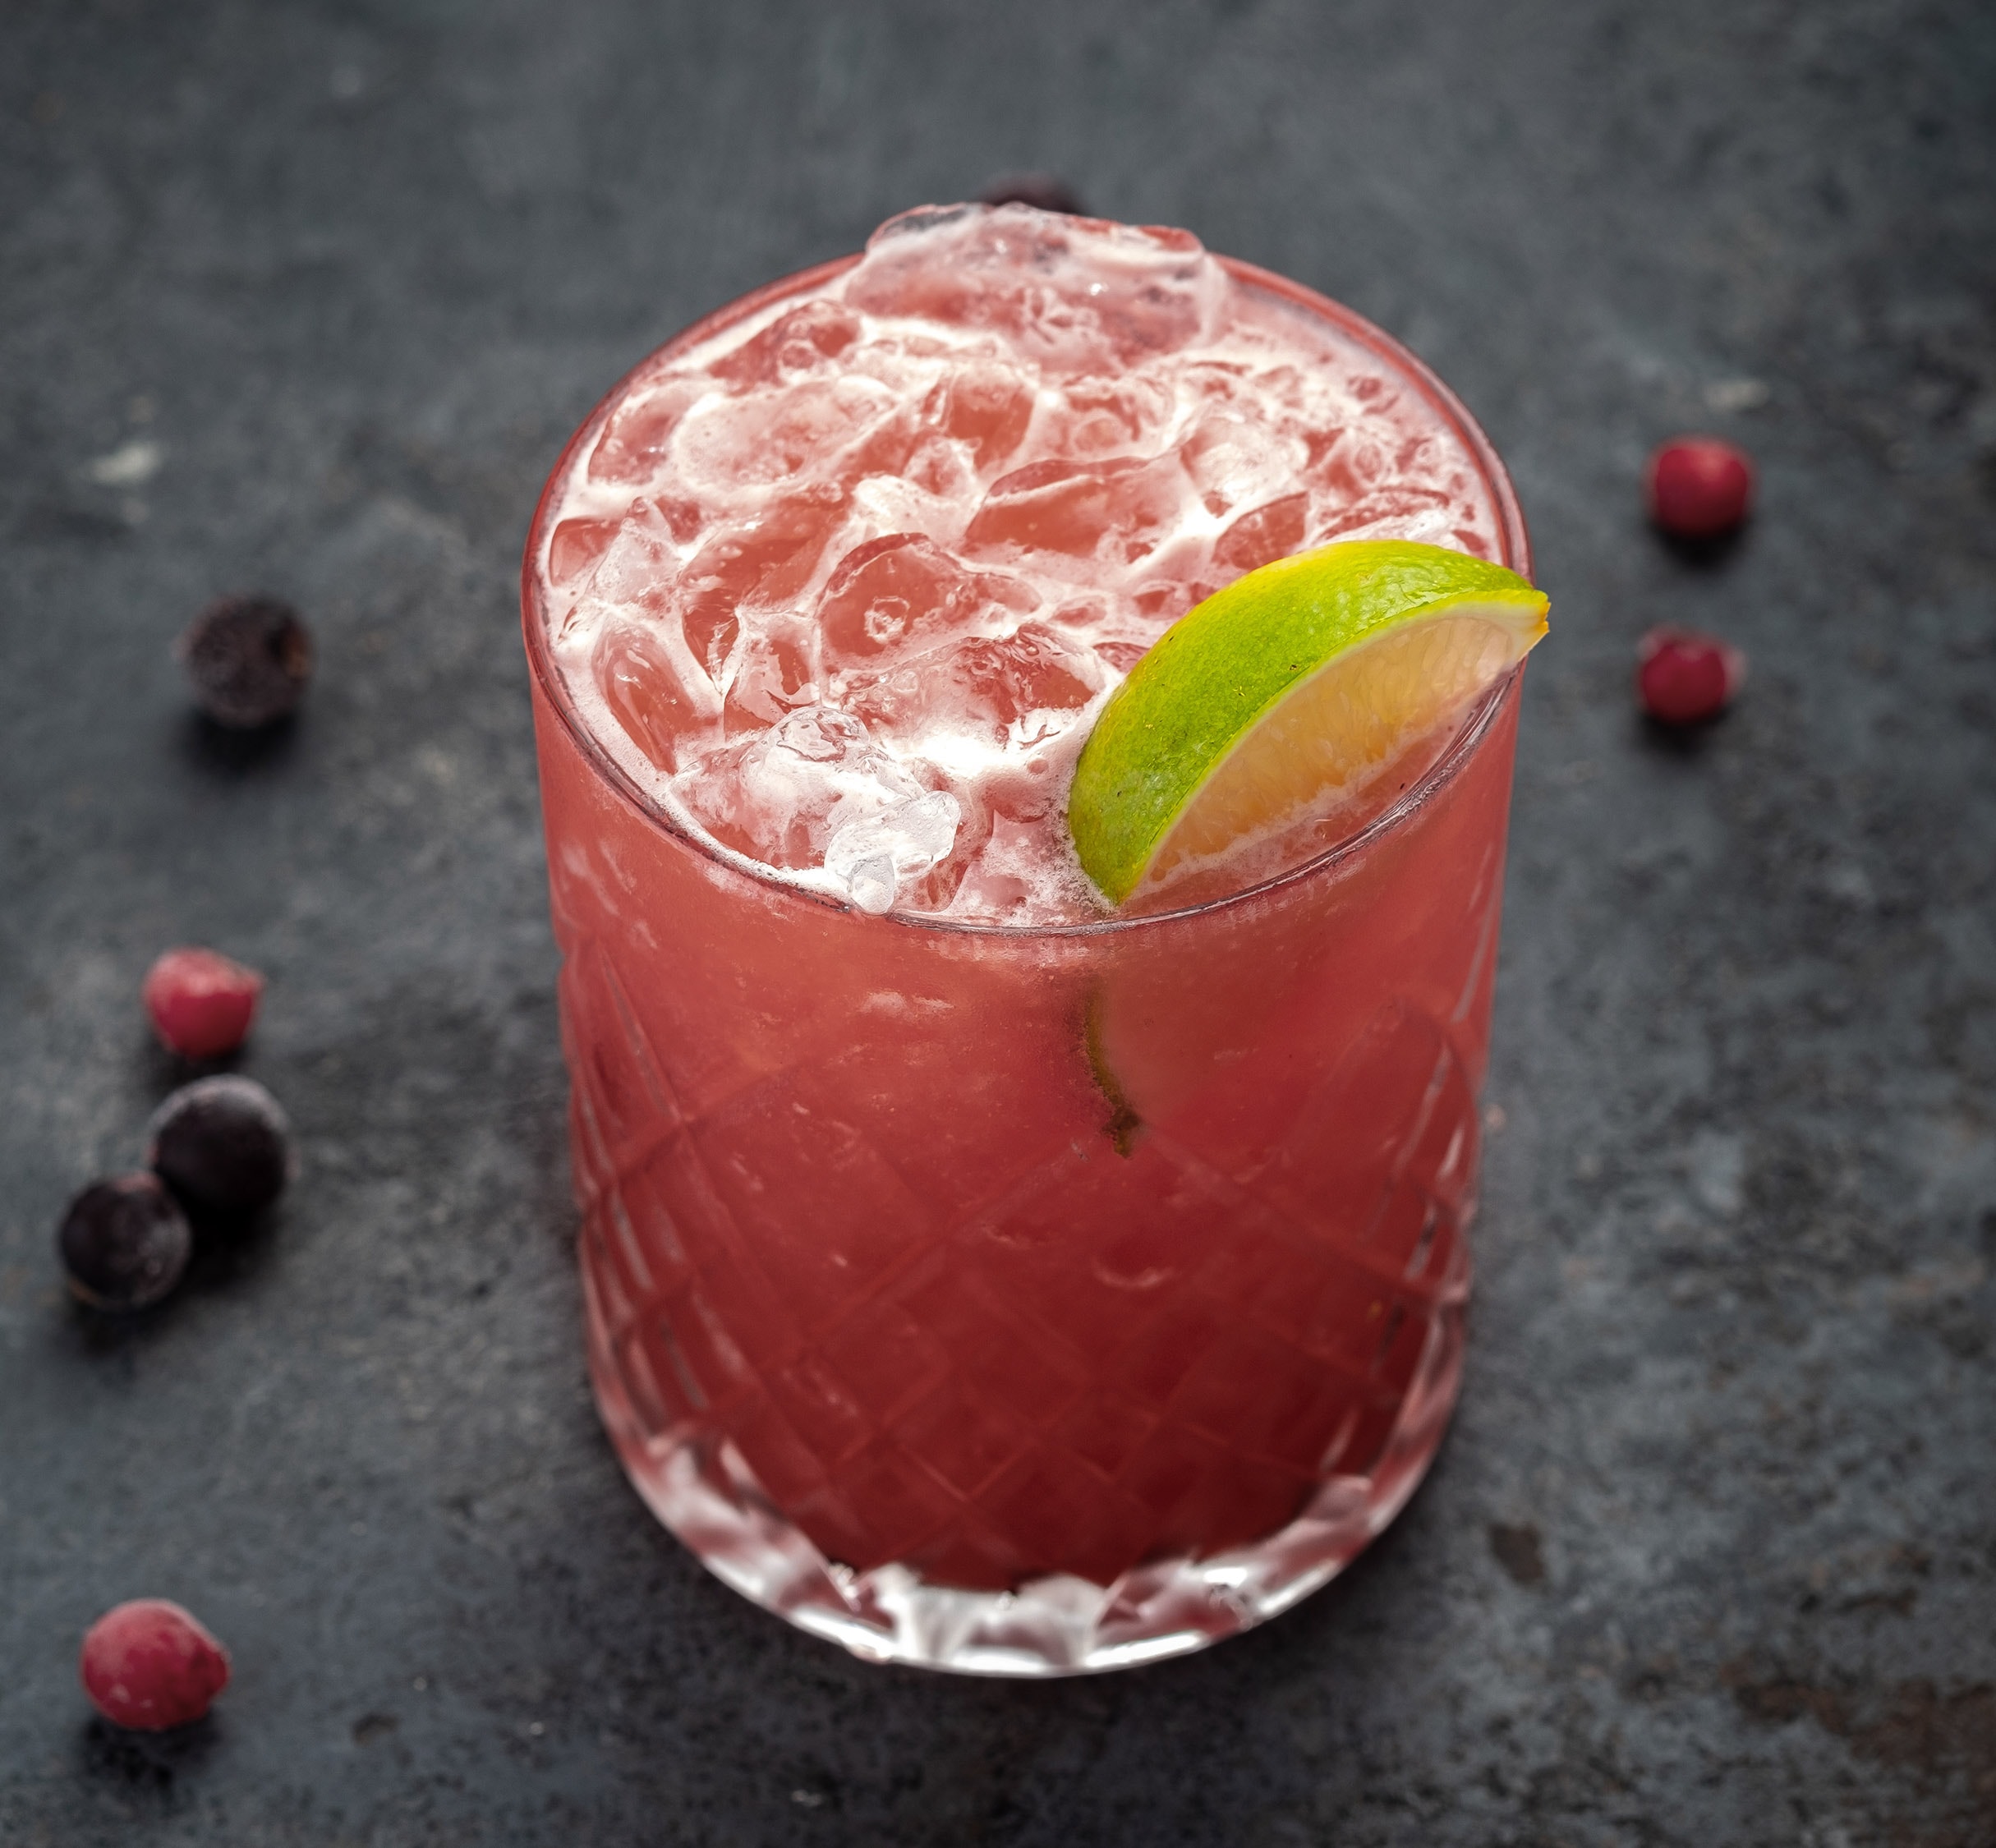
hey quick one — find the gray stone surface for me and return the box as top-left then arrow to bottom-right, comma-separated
3,0 -> 1994,1841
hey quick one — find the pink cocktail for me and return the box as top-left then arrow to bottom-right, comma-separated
524,207 -> 1532,1672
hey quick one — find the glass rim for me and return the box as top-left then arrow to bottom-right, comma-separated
522,244 -> 1534,941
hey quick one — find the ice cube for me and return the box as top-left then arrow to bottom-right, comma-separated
846,470 -> 970,550
674,375 -> 899,493
673,483 -> 849,682
1046,375 -> 1175,457
1310,429 -> 1392,503
1180,408 -> 1306,517
921,358 -> 1037,471
824,790 -> 964,914
1212,491 -> 1308,576
591,618 -> 717,773
1311,484 -> 1454,547
842,623 -> 1102,752
722,617 -> 818,732
1128,579 -> 1215,623
586,375 -> 709,486
1176,358 -> 1257,407
1240,362 -> 1319,422
843,205 -> 1225,373
835,403 -> 925,485
547,515 -> 623,590
816,533 -> 1038,664
677,705 -> 954,905
707,300 -> 862,388
904,435 -> 979,502
963,453 -> 1193,563
818,343 -> 1035,499
567,496 -> 695,633
1092,639 -> 1151,674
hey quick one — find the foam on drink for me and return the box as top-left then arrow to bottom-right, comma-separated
540,204 -> 1506,924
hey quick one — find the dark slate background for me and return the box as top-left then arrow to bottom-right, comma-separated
3,2 -> 1994,1842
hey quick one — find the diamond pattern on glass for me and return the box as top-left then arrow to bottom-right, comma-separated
564,910 -> 1478,1597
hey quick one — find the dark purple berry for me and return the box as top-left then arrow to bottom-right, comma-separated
978,173 -> 1086,215
58,1174 -> 192,1312
176,594 -> 313,729
147,1076 -> 294,1220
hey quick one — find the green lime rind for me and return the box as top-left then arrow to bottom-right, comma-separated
1067,539 -> 1545,904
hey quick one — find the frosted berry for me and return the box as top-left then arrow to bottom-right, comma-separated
58,1174 -> 192,1312
1637,626 -> 1745,725
148,1076 -> 294,1220
80,1600 -> 230,1731
978,172 -> 1085,215
177,594 -> 313,728
143,947 -> 264,1060
1644,437 -> 1755,539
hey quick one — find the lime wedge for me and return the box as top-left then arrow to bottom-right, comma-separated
1068,540 -> 1549,903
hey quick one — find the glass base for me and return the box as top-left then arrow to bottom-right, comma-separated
591,1303 -> 1465,1676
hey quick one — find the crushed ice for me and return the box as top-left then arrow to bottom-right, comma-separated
678,706 -> 960,912
825,790 -> 962,913
544,201 -> 1512,922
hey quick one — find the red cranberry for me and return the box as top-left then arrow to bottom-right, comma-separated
1644,437 -> 1755,539
143,947 -> 264,1060
80,1600 -> 230,1731
1637,627 -> 1746,725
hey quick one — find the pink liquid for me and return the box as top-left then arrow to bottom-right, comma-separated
523,207 -> 1533,1668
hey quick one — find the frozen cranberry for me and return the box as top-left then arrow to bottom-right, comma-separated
1636,627 -> 1746,724
978,173 -> 1085,214
177,594 -> 313,728
143,947 -> 264,1060
80,1600 -> 230,1731
148,1076 -> 294,1220
1644,437 -> 1755,539
58,1173 -> 192,1312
